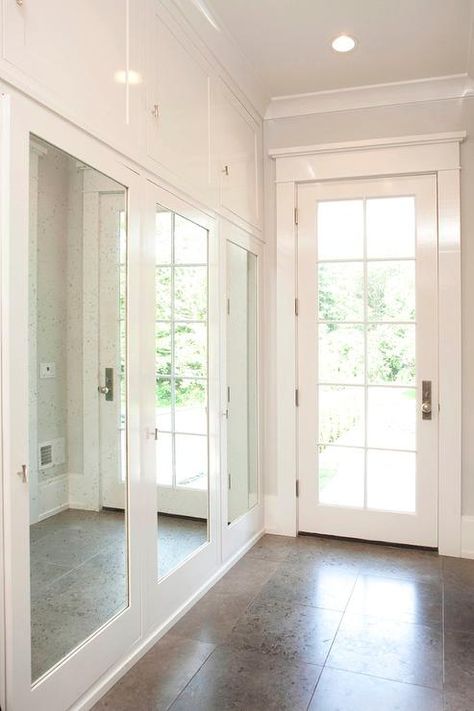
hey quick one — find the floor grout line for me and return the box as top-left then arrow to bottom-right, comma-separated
304,566 -> 362,710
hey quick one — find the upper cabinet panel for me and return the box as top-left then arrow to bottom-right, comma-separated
146,5 -> 211,198
212,80 -> 261,230
3,0 -> 130,142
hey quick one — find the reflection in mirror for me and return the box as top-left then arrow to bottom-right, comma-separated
155,206 -> 209,578
29,137 -> 128,681
226,241 -> 258,524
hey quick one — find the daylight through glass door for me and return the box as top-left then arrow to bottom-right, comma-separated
317,196 -> 417,512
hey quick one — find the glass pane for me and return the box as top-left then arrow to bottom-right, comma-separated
175,435 -> 208,489
226,243 -> 259,524
368,261 -> 415,322
367,387 -> 416,451
319,446 -> 364,507
156,209 -> 172,264
174,323 -> 207,377
156,267 -> 172,321
367,324 -> 416,385
318,262 -> 364,321
157,432 -> 173,486
317,200 -> 364,260
319,386 -> 364,447
319,324 -> 364,384
174,266 -> 207,320
29,136 -> 128,681
367,450 -> 416,512
155,324 -> 172,376
366,197 -> 415,259
156,210 -> 209,581
156,378 -> 172,432
174,214 -> 207,264
175,379 -> 207,434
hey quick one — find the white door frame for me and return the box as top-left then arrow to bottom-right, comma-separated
268,132 -> 464,557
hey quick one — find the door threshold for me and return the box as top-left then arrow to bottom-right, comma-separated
297,530 -> 438,552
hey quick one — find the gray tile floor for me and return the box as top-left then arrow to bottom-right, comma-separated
93,534 -> 474,711
30,509 -> 207,680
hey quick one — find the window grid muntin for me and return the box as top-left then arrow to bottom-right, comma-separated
155,209 -> 209,490
316,196 -> 417,510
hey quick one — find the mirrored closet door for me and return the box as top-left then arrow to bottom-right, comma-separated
143,184 -> 219,632
4,116 -> 141,711
28,137 -> 129,681
155,206 -> 210,578
226,241 -> 258,524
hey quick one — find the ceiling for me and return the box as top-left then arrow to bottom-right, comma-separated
205,0 -> 474,97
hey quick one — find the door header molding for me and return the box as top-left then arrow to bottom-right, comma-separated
269,131 -> 466,184
268,131 -> 466,159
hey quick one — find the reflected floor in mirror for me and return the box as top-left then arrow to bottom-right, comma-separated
30,510 -> 207,680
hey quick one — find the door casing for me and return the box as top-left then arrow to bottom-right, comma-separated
268,133 -> 463,557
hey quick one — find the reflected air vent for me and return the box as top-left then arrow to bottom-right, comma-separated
39,443 -> 53,470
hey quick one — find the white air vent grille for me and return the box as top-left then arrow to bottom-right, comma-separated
39,443 -> 53,470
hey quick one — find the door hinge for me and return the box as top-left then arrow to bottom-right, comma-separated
227,297 -> 230,315
296,480 -> 299,498
227,386 -> 231,403
294,207 -> 298,225
295,297 -> 299,316
295,388 -> 299,407
228,472 -> 231,489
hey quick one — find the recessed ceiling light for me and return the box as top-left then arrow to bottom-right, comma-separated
331,34 -> 357,53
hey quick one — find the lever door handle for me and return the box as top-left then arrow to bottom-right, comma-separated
18,464 -> 28,483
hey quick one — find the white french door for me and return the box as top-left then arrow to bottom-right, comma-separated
297,175 -> 438,546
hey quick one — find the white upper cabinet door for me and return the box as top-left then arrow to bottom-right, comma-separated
146,7 -> 211,197
3,0 -> 130,142
212,81 -> 261,229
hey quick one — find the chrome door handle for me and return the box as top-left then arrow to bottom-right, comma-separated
421,380 -> 432,420
98,385 -> 109,395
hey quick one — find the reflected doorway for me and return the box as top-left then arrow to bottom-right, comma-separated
155,206 -> 209,578
29,137 -> 129,680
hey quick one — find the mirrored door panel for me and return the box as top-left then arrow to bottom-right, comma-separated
155,206 -> 209,578
29,136 -> 128,681
226,241 -> 258,524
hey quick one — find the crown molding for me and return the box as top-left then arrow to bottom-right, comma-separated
265,74 -> 474,120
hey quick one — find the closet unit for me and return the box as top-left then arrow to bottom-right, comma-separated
0,1 -> 265,709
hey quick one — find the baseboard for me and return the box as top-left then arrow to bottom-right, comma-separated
38,474 -> 69,520
461,515 -> 474,559
73,528 -> 265,710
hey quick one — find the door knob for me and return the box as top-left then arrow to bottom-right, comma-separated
421,380 -> 432,420
98,368 -> 114,401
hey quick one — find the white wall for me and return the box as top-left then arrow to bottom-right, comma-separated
264,94 -> 474,516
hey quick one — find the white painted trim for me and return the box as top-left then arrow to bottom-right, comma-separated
268,132 -> 467,158
271,133 -> 465,184
38,473 -> 69,520
265,74 -> 474,120
73,528 -> 265,711
461,516 -> 474,559
271,135 -> 463,556
264,181 -> 298,537
437,168 -> 463,557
